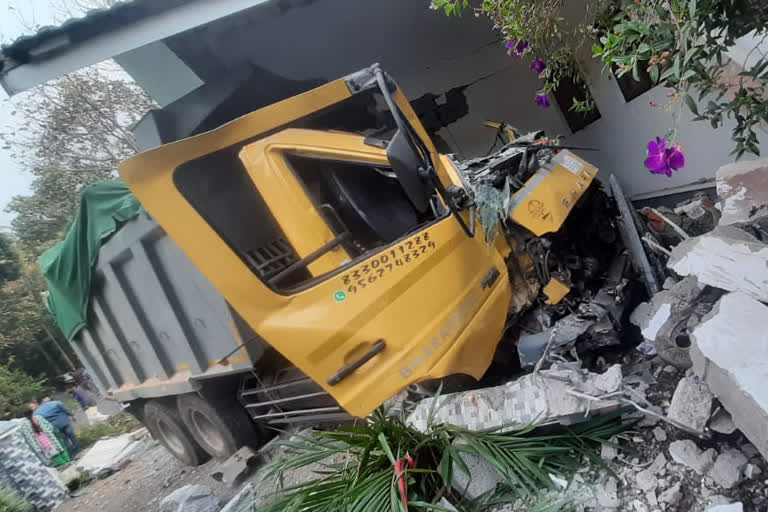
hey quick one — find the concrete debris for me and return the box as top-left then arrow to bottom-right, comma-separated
690,292 -> 768,461
407,365 -> 624,433
668,439 -> 717,475
652,427 -> 667,442
668,226 -> 768,303
629,276 -> 703,367
709,409 -> 738,435
631,499 -> 649,512
744,463 -> 762,480
597,477 -> 620,508
210,446 -> 258,486
75,432 -> 142,477
601,442 -> 618,461
219,483 -> 255,512
159,484 -> 220,512
517,295 -> 622,367
450,444 -> 503,499
706,503 -> 743,512
708,449 -> 747,489
658,482 -> 682,506
648,452 -> 667,474
635,469 -> 659,491
667,376 -> 714,432
715,158 -> 768,226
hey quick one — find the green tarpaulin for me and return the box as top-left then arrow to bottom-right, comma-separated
39,181 -> 143,341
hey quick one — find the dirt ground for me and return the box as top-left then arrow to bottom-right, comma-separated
54,441 -> 241,512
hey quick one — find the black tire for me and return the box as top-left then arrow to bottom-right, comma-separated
143,400 -> 209,466
177,393 -> 257,460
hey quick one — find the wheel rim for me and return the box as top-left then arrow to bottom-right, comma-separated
190,410 -> 225,454
157,417 -> 185,456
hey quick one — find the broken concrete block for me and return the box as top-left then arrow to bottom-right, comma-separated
708,449 -> 747,489
407,365 -> 624,432
690,292 -> 768,461
668,439 -> 717,475
601,442 -> 618,461
219,483 -> 254,512
597,477 -> 620,508
210,446 -> 258,486
667,376 -> 713,432
648,452 -> 667,474
75,433 -> 141,477
652,427 -> 667,442
658,482 -> 682,506
159,484 -> 219,512
668,226 -> 768,303
630,276 -> 702,367
706,503 -> 743,512
450,445 -> 503,499
744,463 -> 762,480
716,158 -> 768,226
636,468 -> 659,491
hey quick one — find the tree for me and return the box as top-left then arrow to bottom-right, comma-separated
2,64 -> 154,253
0,364 -> 50,419
0,234 -> 21,285
433,0 -> 768,162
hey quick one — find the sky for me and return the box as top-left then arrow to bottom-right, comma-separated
0,1 -> 62,227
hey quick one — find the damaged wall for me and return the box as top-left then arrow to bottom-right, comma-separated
117,0 -> 768,198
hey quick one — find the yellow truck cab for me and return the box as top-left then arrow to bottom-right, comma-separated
45,64 -> 604,465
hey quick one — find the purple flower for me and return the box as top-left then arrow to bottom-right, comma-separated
506,39 -> 529,56
644,136 -> 685,176
535,92 -> 550,108
530,58 -> 547,76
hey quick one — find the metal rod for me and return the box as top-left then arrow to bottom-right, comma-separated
244,391 -> 329,408
267,412 -> 354,425
650,208 -> 690,240
250,406 -> 342,421
240,377 -> 313,397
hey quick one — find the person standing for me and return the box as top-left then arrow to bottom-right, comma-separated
69,385 -> 97,411
31,399 -> 79,455
19,411 -> 71,467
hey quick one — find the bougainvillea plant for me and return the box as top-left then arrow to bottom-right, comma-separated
431,0 -> 768,172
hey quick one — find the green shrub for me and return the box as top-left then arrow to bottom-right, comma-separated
76,412 -> 142,450
0,366 -> 50,419
0,486 -> 32,512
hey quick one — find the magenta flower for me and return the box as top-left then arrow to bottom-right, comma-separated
506,39 -> 529,55
530,59 -> 547,76
644,137 -> 685,176
535,92 -> 550,108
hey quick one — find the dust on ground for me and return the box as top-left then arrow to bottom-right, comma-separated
54,441 -> 240,512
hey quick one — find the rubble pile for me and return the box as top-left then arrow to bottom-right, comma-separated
407,159 -> 768,510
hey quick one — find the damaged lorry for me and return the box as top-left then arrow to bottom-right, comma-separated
43,64 -> 626,465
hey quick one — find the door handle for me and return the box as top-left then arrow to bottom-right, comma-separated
327,340 -> 386,386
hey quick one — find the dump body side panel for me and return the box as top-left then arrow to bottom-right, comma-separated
72,215 -> 263,402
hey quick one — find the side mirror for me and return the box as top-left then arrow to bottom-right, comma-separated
386,130 -> 434,213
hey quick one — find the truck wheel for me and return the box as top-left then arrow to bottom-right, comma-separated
144,401 -> 209,466
177,393 -> 255,460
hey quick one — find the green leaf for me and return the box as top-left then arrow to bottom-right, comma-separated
633,60 -> 640,82
592,44 -> 603,56
684,94 -> 700,116
649,65 -> 660,83
638,43 -> 651,55
689,0 -> 697,19
377,433 -> 396,465
660,66 -> 676,81
681,69 -> 697,81
673,54 -> 681,79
